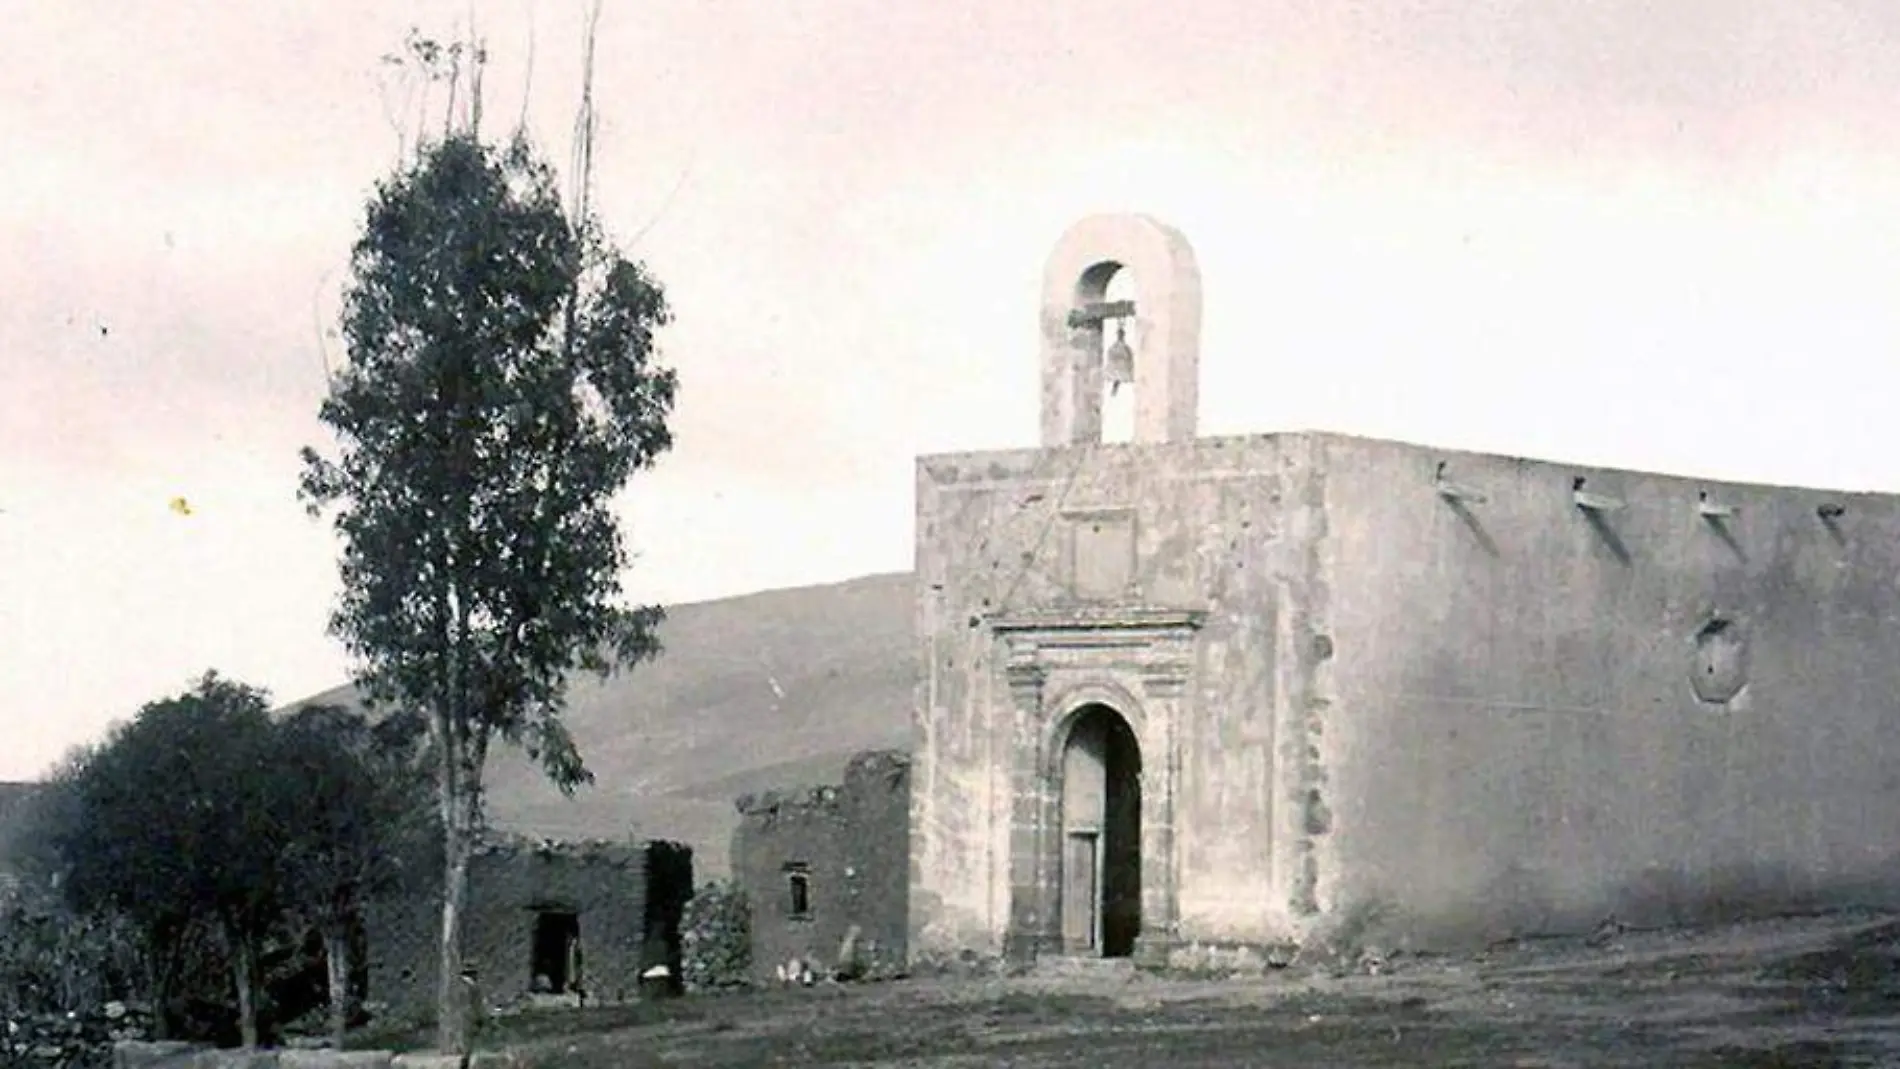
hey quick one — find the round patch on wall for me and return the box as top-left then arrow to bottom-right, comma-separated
1690,616 -> 1749,704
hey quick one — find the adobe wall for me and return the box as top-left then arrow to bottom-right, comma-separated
732,750 -> 911,981
910,436 -> 1321,961
363,837 -> 692,1020
1311,433 -> 1900,947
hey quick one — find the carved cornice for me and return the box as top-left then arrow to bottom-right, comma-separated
988,606 -> 1205,652
1139,671 -> 1192,698
994,605 -> 1202,710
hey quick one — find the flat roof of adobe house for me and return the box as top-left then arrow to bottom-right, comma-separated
918,428 -> 1900,502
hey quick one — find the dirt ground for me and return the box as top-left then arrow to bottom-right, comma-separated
450,910 -> 1900,1067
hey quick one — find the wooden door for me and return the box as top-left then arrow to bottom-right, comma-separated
1062,831 -> 1099,951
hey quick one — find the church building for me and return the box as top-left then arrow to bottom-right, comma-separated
907,214 -> 1900,969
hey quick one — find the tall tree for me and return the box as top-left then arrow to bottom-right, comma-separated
298,35 -> 677,1055
52,673 -> 289,1047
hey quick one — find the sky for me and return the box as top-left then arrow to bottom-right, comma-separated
6,0 -> 1900,779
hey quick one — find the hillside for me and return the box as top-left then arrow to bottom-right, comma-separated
284,571 -> 916,879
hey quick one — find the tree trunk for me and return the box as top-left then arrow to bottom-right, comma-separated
436,809 -> 473,1056
148,926 -> 182,1041
150,977 -> 171,1043
229,923 -> 259,1050
323,921 -> 353,1049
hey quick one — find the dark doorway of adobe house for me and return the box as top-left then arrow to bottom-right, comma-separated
530,909 -> 581,995
1059,703 -> 1143,958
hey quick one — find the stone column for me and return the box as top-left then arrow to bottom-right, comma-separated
1002,648 -> 1057,965
1132,662 -> 1189,968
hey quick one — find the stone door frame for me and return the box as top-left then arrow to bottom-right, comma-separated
993,606 -> 1203,967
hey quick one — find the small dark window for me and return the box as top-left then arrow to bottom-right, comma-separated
784,863 -> 812,919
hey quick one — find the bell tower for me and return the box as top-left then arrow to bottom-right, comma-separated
1038,214 -> 1203,447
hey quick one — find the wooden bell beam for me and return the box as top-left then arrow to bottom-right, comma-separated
1067,299 -> 1136,330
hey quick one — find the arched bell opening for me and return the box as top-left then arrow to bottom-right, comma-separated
1038,213 -> 1201,448
1072,262 -> 1140,445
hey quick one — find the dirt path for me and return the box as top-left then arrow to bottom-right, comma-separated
474,910 -> 1900,1067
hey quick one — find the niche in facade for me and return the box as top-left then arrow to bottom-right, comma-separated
1690,616 -> 1749,704
1068,508 -> 1137,600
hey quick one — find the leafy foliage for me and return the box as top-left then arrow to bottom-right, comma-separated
58,675 -> 280,921
298,130 -> 676,796
298,109 -> 675,1053
5,772 -> 248,1048
276,704 -> 437,924
11,676 -> 436,1050
273,703 -> 438,1046
0,884 -> 148,1025
42,673 -> 288,1046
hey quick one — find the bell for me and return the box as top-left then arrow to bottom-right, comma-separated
1104,320 -> 1135,395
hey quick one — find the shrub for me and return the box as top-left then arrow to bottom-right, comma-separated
0,897 -> 147,1022
679,882 -> 750,993
0,896 -> 262,1051
0,895 -> 150,1066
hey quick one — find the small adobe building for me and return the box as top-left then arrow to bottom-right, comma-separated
363,834 -> 693,1017
908,213 -> 1900,969
731,750 -> 912,983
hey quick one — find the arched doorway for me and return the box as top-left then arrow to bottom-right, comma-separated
1059,704 -> 1143,957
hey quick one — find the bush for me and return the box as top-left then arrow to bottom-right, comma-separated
0,893 -> 262,1052
0,896 -> 156,1069
0,890 -> 161,1065
0,898 -> 147,1022
679,882 -> 750,993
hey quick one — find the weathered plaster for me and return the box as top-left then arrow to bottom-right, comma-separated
1312,433 -> 1900,948
912,425 -> 1900,963
910,436 -> 1305,964
910,212 -> 1900,967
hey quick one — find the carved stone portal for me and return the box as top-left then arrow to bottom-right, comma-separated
992,607 -> 1202,966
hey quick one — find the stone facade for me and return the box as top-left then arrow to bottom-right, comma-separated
909,213 -> 1900,969
362,835 -> 691,1019
731,751 -> 910,982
